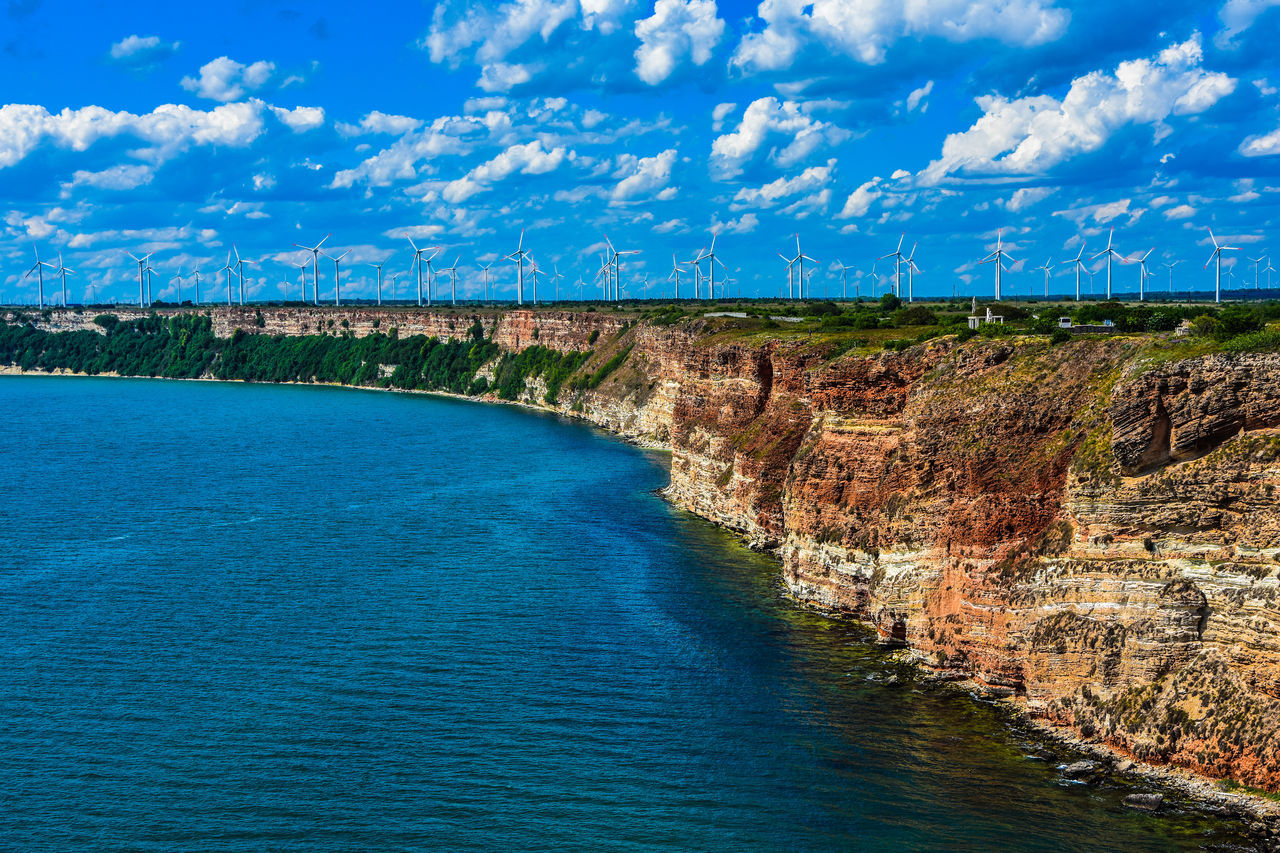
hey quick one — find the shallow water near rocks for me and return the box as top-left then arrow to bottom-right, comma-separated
0,376 -> 1258,851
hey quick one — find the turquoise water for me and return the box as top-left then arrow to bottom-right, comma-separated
0,376 -> 1254,851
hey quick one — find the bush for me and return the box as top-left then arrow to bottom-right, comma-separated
587,329 -> 599,344
891,305 -> 938,327
1050,328 -> 1072,345
879,293 -> 902,312
1223,330 -> 1280,353
1191,315 -> 1221,338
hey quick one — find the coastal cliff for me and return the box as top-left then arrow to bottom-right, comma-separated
10,306 -> 1280,795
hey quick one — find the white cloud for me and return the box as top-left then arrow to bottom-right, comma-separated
732,0 -> 1069,72
634,0 -> 725,85
330,115 -> 486,188
837,177 -> 882,218
1164,204 -> 1196,219
271,105 -> 324,132
356,111 -> 424,136
1005,186 -> 1056,211
733,158 -> 834,207
613,148 -> 678,200
442,139 -> 568,202
906,80 -> 934,112
423,0 -> 629,91
711,96 -> 849,177
714,212 -> 759,234
59,164 -> 154,198
0,101 -> 266,170
1240,125 -> 1280,156
919,35 -> 1236,183
181,57 -> 275,102
1218,0 -> 1280,45
109,35 -> 179,65
711,102 -> 736,131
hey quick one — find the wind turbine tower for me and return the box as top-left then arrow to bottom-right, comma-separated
1204,229 -> 1239,304
1036,258 -> 1054,298
978,230 -> 1015,301
694,232 -> 724,300
126,250 -> 151,308
368,259 -> 387,306
1091,228 -> 1124,300
879,235 -> 908,299
54,253 -> 74,307
294,234 -> 330,306
1069,244 -> 1087,301
505,230 -> 531,305
326,249 -> 350,306
406,235 -> 434,307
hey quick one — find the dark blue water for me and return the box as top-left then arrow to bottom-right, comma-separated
0,376 -> 1254,851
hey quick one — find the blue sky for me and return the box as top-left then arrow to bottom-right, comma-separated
2,0 -> 1280,304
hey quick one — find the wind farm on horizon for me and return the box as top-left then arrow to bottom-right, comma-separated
8,224 -> 1277,311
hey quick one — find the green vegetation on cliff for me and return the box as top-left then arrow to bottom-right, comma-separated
0,314 -> 591,400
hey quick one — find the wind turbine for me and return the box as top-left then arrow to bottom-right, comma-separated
423,248 -> 443,305
694,232 -> 724,300
836,260 -> 854,299
551,265 -> 563,302
607,236 -> 640,302
54,253 -> 74,306
778,251 -> 796,299
979,230 -> 1015,301
669,253 -> 687,299
326,249 -> 350,306
505,229 -> 531,305
389,271 -> 404,303
220,252 -> 235,306
1249,254 -> 1266,290
170,268 -> 183,305
368,259 -> 387,306
689,247 -> 705,299
294,234 -> 330,306
442,256 -> 460,306
126,250 -> 151,308
790,234 -> 816,299
232,246 -> 255,306
1069,243 -> 1087,301
480,262 -> 494,302
529,261 -> 542,304
1091,228 -> 1124,300
1135,248 -> 1154,301
1036,258 -> 1054,298
192,267 -> 202,305
1265,258 -> 1276,291
905,242 -> 920,302
879,235 -> 908,299
292,258 -> 309,303
1204,229 -> 1239,304
1162,260 -> 1181,296
406,235 -> 434,307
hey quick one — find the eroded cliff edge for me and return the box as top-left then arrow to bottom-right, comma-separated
567,320 -> 1280,794
13,307 -> 1280,793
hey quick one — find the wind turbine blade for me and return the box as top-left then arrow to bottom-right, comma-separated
316,234 -> 330,250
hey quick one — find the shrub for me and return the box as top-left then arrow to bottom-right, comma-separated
879,293 -> 902,312
1051,328 -> 1072,345
891,305 -> 937,327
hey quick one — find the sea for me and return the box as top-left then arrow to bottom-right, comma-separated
0,376 -> 1257,851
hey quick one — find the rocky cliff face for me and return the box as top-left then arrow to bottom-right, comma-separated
580,324 -> 1280,793
18,306 -> 1280,790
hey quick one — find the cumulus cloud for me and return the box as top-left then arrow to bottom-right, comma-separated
714,212 -> 759,234
918,35 -> 1236,184
59,164 -> 155,198
612,148 -> 678,201
1218,0 -> 1280,45
1164,204 -> 1196,219
733,158 -> 834,208
422,0 -> 631,92
181,57 -> 275,102
731,0 -> 1069,73
837,176 -> 882,218
905,80 -> 934,112
0,102 -> 266,170
330,115 -> 486,188
442,139 -> 568,202
1005,186 -> 1056,211
711,96 -> 850,177
711,102 -> 736,131
271,105 -> 325,132
339,111 -> 424,137
108,35 -> 179,67
634,0 -> 725,85
1240,124 -> 1280,156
